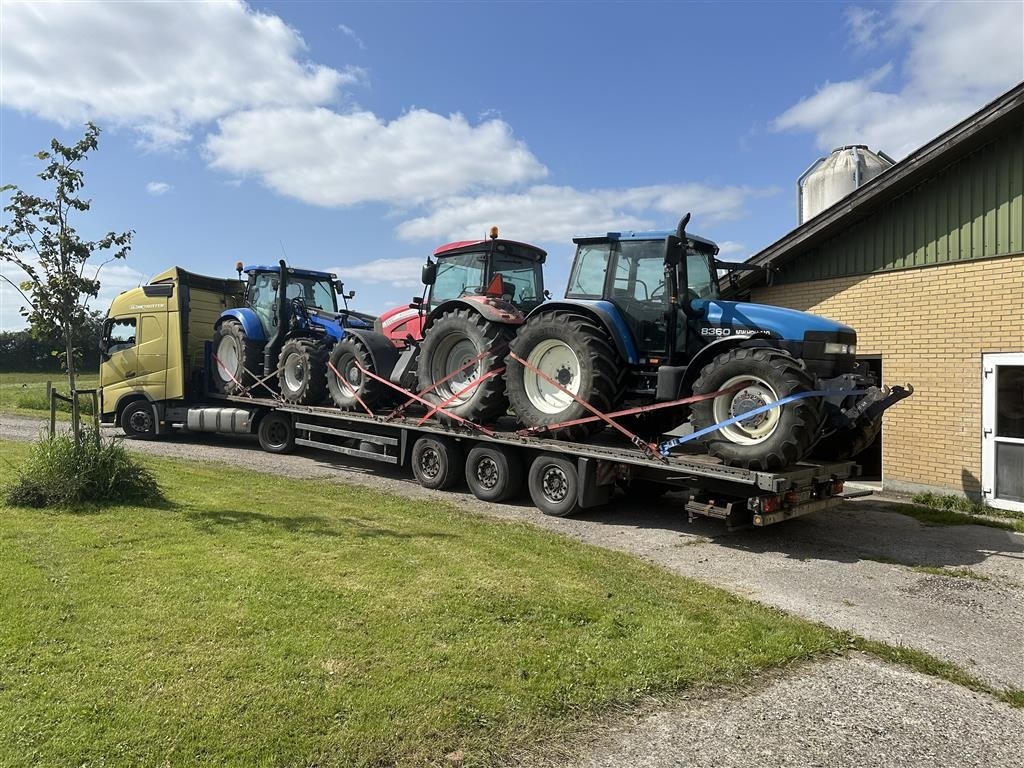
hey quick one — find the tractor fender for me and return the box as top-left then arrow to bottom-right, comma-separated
525,300 -> 639,365
216,308 -> 266,342
344,327 -> 401,379
677,334 -> 774,395
427,297 -> 526,329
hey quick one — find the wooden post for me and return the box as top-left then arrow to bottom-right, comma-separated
91,391 -> 100,439
49,386 -> 57,438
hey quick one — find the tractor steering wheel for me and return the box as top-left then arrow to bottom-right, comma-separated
649,282 -> 667,301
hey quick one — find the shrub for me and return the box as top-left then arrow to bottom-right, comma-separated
5,429 -> 164,507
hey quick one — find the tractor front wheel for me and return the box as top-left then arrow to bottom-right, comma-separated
690,347 -> 822,471
506,311 -> 625,441
211,321 -> 264,395
327,336 -> 389,411
278,338 -> 328,405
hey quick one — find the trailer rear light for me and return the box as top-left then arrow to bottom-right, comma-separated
758,494 -> 782,513
833,480 -> 844,495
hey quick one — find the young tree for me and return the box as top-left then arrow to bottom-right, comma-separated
1,123 -> 133,438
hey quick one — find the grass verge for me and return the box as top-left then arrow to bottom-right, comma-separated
889,500 -> 1024,534
0,440 -> 841,768
0,371 -> 98,420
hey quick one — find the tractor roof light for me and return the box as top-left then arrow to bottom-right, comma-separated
489,226 -> 499,240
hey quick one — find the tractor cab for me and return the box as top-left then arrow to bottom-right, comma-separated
567,231 -> 720,364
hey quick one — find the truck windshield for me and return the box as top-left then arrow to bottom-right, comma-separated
432,250 -> 542,309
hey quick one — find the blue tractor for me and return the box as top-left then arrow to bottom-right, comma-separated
505,215 -> 910,470
212,260 -> 397,407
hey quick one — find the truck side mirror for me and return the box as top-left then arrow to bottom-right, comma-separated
421,260 -> 437,286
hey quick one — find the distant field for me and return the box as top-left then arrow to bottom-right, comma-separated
0,371 -> 99,419
0,439 -> 843,767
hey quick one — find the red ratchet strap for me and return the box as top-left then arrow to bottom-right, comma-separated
386,342 -> 507,420
212,353 -> 284,402
416,367 -> 504,426
327,361 -> 375,416
352,359 -> 496,437
508,352 -> 661,457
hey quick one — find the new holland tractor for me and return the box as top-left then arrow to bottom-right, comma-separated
504,214 -> 910,471
377,228 -> 547,422
211,260 -> 396,407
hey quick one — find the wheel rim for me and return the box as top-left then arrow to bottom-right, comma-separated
540,464 -> 569,503
128,407 -> 152,434
215,335 -> 240,382
523,339 -> 582,415
283,352 -> 306,393
419,446 -> 441,479
264,419 -> 287,447
331,351 -> 361,397
430,334 -> 479,404
712,374 -> 781,445
475,456 -> 499,490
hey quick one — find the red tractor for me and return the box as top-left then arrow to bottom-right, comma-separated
374,228 -> 546,422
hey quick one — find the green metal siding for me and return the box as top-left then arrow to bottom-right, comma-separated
776,120 -> 1024,284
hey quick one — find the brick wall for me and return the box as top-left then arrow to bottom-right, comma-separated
752,254 -> 1024,496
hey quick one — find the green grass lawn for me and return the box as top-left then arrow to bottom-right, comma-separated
0,440 -> 844,767
0,371 -> 99,420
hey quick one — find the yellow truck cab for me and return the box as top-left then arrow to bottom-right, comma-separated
100,268 -> 243,434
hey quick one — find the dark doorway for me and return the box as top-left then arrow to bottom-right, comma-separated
853,355 -> 883,480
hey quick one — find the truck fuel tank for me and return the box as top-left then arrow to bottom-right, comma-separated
186,407 -> 253,434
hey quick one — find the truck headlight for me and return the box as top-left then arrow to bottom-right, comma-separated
824,342 -> 854,355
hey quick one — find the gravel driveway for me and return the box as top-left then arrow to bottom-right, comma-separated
4,414 -> 1023,764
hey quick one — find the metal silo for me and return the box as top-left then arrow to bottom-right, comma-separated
797,145 -> 896,223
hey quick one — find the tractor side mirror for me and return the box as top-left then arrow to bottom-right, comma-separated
334,279 -> 344,294
410,295 -> 424,308
421,260 -> 437,286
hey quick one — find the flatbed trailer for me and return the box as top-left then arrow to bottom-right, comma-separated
156,392 -> 862,529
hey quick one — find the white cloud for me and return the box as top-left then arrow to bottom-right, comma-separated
716,241 -> 748,258
338,24 -> 366,50
0,0 -> 360,147
396,183 -> 771,244
328,258 -> 425,289
204,107 -> 547,206
844,6 -> 883,48
773,1 -> 1024,157
146,181 -> 172,196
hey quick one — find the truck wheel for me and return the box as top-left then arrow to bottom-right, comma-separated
212,320 -> 263,395
258,412 -> 295,454
507,311 -> 625,441
417,309 -> 512,423
527,453 -> 581,517
411,436 -> 464,490
121,400 -> 158,439
812,418 -> 881,461
465,444 -> 523,502
278,338 -> 328,405
690,347 -> 822,471
327,336 -> 387,411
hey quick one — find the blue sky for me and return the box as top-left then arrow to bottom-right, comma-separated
1,0 -> 1022,328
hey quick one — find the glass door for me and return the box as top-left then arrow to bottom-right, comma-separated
982,353 -> 1024,512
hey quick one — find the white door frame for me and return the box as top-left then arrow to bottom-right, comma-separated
982,353 -> 1024,512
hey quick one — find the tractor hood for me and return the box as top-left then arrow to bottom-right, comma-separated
695,299 -> 854,341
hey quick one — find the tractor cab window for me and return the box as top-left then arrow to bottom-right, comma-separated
431,252 -> 486,305
686,251 -> 718,299
567,244 -> 610,299
490,254 -> 544,311
611,241 -> 670,354
247,273 -> 277,331
286,277 -> 336,312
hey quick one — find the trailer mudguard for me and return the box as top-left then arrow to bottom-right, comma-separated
217,308 -> 266,341
345,328 -> 401,379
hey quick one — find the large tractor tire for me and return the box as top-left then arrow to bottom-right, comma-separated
417,308 -> 513,423
211,320 -> 264,395
327,336 -> 389,411
812,418 -> 881,462
690,347 -> 823,471
506,310 -> 625,441
277,338 -> 328,405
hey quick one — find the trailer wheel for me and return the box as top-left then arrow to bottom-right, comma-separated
527,453 -> 581,517
278,338 -> 328,405
258,412 -> 295,454
690,347 -> 822,471
465,444 -> 523,502
121,400 -> 158,439
411,437 -> 464,490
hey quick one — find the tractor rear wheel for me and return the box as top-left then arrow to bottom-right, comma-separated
327,336 -> 388,411
278,338 -> 328,405
690,347 -> 822,471
417,308 -> 512,423
506,311 -> 625,441
211,320 -> 264,395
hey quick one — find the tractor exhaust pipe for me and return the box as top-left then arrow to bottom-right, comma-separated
663,212 -> 692,363
263,259 -> 290,377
